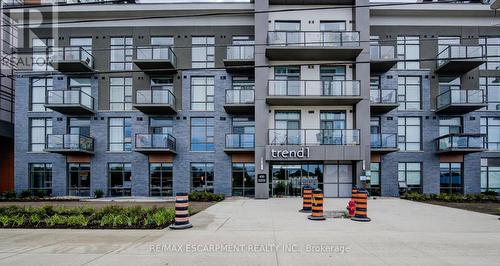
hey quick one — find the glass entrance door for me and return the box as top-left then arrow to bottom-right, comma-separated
270,164 -> 323,197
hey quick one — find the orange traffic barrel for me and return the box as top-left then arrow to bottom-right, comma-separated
308,188 -> 326,221
169,192 -> 193,229
351,187 -> 358,202
299,186 -> 313,213
351,189 -> 371,222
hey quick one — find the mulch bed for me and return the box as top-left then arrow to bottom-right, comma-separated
423,201 -> 500,216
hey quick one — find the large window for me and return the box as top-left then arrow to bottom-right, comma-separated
108,163 -> 132,197
437,36 -> 460,54
480,77 -> 500,111
68,163 -> 91,197
397,76 -> 421,110
109,118 -> 132,152
320,21 -> 346,31
32,38 -> 53,71
369,162 -> 380,196
109,77 -> 132,111
397,36 -> 419,70
150,163 -> 173,197
439,117 -> 462,137
398,117 -> 421,151
274,21 -> 300,31
29,163 -> 52,196
29,118 -> 52,152
398,162 -> 422,193
191,77 -> 215,111
232,163 -> 255,197
192,36 -> 214,68
480,117 -> 500,151
191,162 -> 214,192
479,37 -> 500,70
481,158 -> 500,193
30,78 -> 53,112
440,163 -> 463,194
190,117 -> 214,151
110,37 -> 133,70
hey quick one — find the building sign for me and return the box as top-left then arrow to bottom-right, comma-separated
257,174 -> 267,183
271,147 -> 310,159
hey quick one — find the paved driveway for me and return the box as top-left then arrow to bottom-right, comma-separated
0,198 -> 499,266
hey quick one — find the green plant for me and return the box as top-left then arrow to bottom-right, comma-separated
67,215 -> 88,227
94,189 -> 104,199
0,215 -> 10,227
29,213 -> 43,226
3,190 -> 16,199
11,215 -> 25,227
151,208 -> 175,227
20,190 -> 31,198
46,214 -> 67,227
188,191 -> 225,202
482,190 -> 498,196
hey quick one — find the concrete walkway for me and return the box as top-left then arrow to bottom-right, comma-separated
0,198 -> 499,266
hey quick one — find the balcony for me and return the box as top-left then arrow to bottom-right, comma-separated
266,31 -> 362,61
133,89 -> 176,114
435,45 -> 485,75
370,45 -> 397,73
267,80 -> 362,105
45,90 -> 95,115
436,133 -> 486,154
134,134 -> 176,154
436,89 -> 486,114
224,134 -> 255,154
45,134 -> 94,155
224,89 -> 255,114
371,133 -> 398,153
370,89 -> 399,114
133,46 -> 177,73
269,0 -> 354,4
50,47 -> 94,72
269,129 -> 360,145
224,45 -> 254,72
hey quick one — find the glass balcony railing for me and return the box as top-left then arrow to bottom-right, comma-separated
437,133 -> 486,151
268,80 -> 360,97
135,89 -> 175,106
135,45 -> 177,66
135,133 -> 176,151
51,46 -> 94,68
371,133 -> 397,149
225,89 -> 254,104
46,134 -> 94,152
370,89 -> 397,104
226,45 -> 254,60
225,134 -> 255,149
437,45 -> 484,67
370,45 -> 396,60
46,90 -> 95,110
436,89 -> 485,109
268,129 -> 360,146
268,31 -> 360,47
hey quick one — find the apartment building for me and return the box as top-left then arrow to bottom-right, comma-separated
6,0 -> 500,198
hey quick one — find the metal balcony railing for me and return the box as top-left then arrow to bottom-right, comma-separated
370,89 -> 397,104
226,45 -> 255,60
437,45 -> 484,68
370,45 -> 396,60
371,133 -> 397,149
46,134 -> 94,152
46,90 -> 95,110
225,134 -> 255,149
268,80 -> 360,97
135,89 -> 175,106
436,89 -> 485,109
135,45 -> 177,66
225,89 -> 255,104
268,129 -> 360,145
436,133 -> 486,151
51,46 -> 94,68
135,133 -> 176,151
267,31 -> 360,47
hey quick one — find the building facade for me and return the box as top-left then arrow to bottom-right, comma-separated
8,0 -> 500,198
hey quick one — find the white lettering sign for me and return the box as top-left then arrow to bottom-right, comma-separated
271,147 -> 310,159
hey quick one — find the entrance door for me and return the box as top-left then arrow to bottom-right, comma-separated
324,163 -> 353,198
270,164 -> 323,197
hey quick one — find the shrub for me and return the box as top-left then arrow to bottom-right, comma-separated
0,215 -> 10,227
11,215 -> 25,227
151,208 -> 175,227
46,214 -> 67,227
20,190 -> 32,198
188,191 -> 225,202
483,190 -> 498,196
29,213 -> 43,226
94,189 -> 104,199
2,190 -> 16,199
67,215 -> 88,228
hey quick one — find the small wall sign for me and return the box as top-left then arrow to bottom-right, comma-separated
257,174 -> 267,183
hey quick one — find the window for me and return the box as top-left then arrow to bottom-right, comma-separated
32,38 -> 53,71
481,117 -> 500,151
108,163 -> 132,196
438,76 -> 460,93
479,37 -> 500,70
109,77 -> 132,111
30,78 -> 53,111
440,163 -> 463,194
192,36 -> 214,68
481,158 -> 500,193
320,21 -> 346,31
191,77 -> 215,111
191,162 -> 214,192
480,77 -> 500,111
397,76 -> 421,110
68,163 -> 91,197
150,117 -> 174,135
29,163 -> 52,196
110,37 -> 133,70
232,117 -> 255,134
151,77 -> 173,90
151,36 -> 174,46
70,37 -> 92,52
437,36 -> 460,54
320,111 -> 346,145
397,36 -> 419,69
439,117 -> 462,137
150,163 -> 173,197
274,21 -> 300,31
191,117 -> 214,151
232,163 -> 255,197
68,117 -> 91,136
369,162 -> 380,196
398,117 -> 421,151
398,162 -> 422,193
30,118 -> 52,152
109,118 -> 132,151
